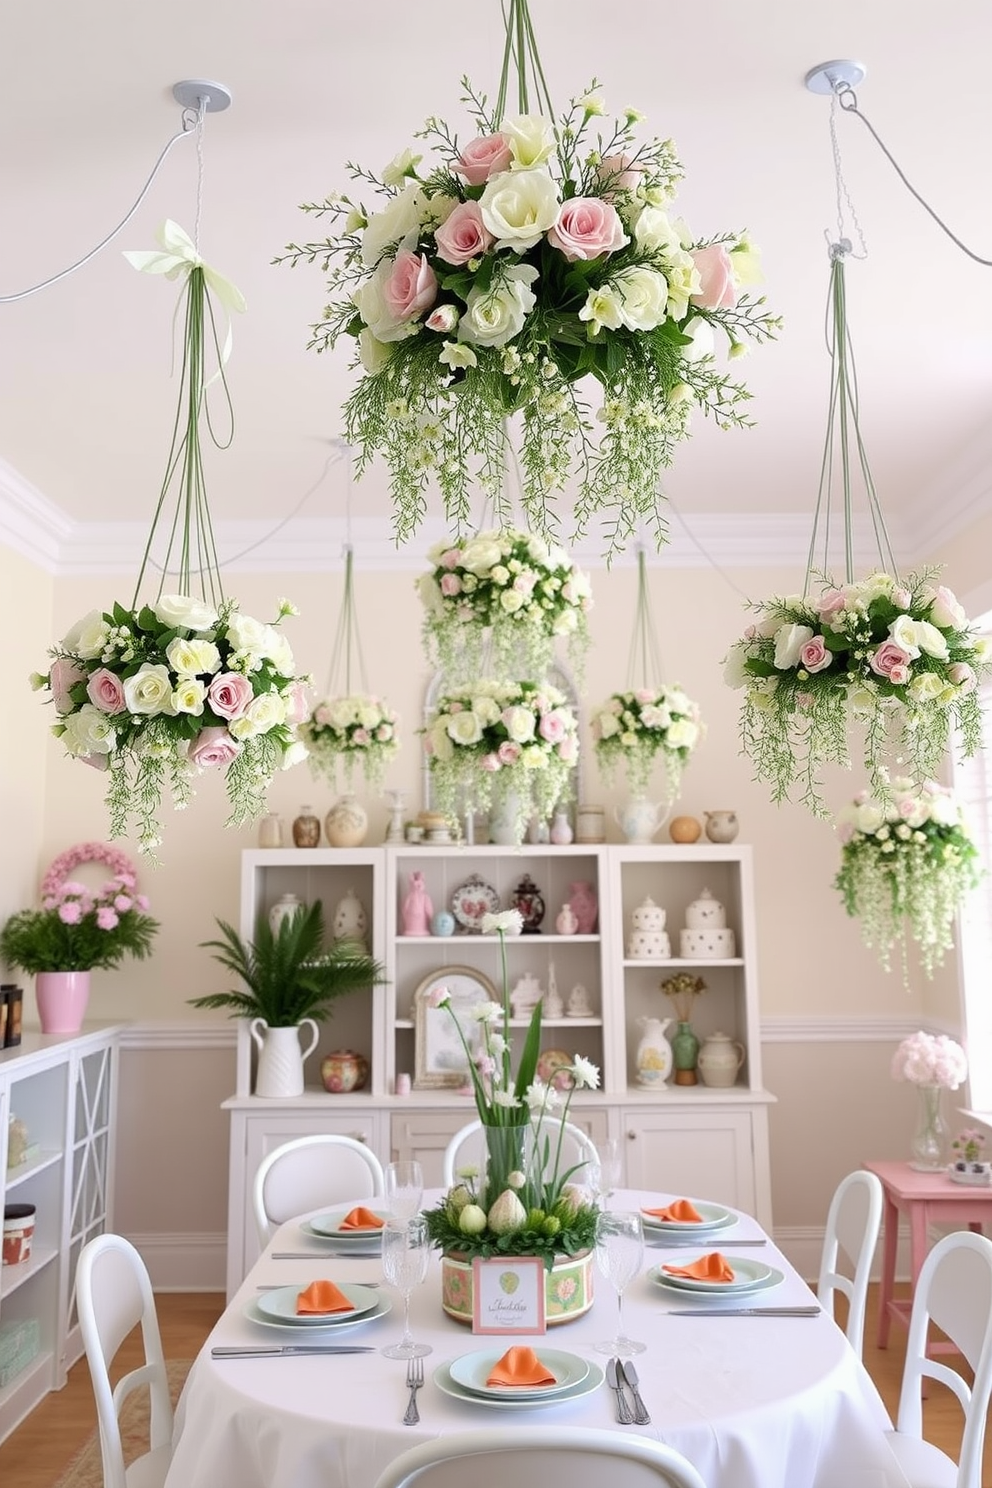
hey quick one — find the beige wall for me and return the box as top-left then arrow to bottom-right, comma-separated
0,546 -> 51,937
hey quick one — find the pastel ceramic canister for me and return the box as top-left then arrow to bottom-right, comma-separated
549,808 -> 574,845
680,927 -> 736,959
626,897 -> 672,960
324,794 -> 369,848
697,1032 -> 746,1089
704,810 -> 739,844
685,889 -> 727,929
320,1049 -> 370,1093
332,888 -> 368,953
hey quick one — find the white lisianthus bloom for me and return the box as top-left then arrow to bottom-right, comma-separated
633,205 -> 681,255
665,258 -> 699,321
61,704 -> 116,757
361,182 -> 426,266
666,719 -> 699,750
598,711 -> 621,738
680,316 -> 716,363
730,235 -> 763,286
166,637 -> 220,677
612,266 -> 671,331
501,113 -> 555,169
429,720 -> 454,761
857,572 -> 895,603
479,170 -> 559,253
259,626 -> 294,675
439,340 -> 477,370
568,1055 -> 601,1090
280,739 -> 309,770
914,620 -> 950,660
773,623 -> 814,670
503,705 -> 536,743
446,710 -> 483,746
229,692 -> 286,739
61,610 -> 111,661
358,327 -> 395,373
459,264 -> 539,347
907,673 -> 945,703
460,538 -> 503,574
888,614 -> 922,658
152,595 -> 219,632
171,679 -> 207,715
124,664 -> 175,716
225,612 -> 268,653
381,148 -> 422,187
471,1001 -> 502,1023
578,284 -> 624,335
552,608 -> 578,634
472,695 -> 502,727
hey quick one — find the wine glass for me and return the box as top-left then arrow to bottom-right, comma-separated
380,1216 -> 432,1359
593,1137 -> 622,1206
594,1209 -> 646,1357
385,1160 -> 424,1220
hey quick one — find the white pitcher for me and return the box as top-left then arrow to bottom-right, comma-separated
250,1018 -> 319,1098
614,798 -> 669,844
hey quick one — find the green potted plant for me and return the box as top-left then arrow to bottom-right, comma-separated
190,900 -> 384,1097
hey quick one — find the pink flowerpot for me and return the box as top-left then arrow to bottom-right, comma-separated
35,971 -> 91,1034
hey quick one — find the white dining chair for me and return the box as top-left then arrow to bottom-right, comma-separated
371,1426 -> 709,1488
252,1132 -> 386,1245
885,1228 -> 992,1488
441,1116 -> 598,1189
76,1232 -> 174,1488
816,1168 -> 883,1358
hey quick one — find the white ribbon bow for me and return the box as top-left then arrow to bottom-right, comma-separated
124,220 -> 245,374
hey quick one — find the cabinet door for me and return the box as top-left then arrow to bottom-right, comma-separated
622,1107 -> 757,1215
390,1110 -> 472,1188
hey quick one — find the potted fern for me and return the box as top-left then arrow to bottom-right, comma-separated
190,900 -> 384,1097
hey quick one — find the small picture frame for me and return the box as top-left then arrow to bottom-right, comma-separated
412,966 -> 499,1090
472,1256 -> 546,1334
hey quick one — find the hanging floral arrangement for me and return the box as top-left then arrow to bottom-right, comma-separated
834,775 -> 983,978
425,679 -> 578,839
418,528 -> 592,682
301,694 -> 399,792
725,571 -> 990,817
31,223 -> 308,857
591,686 -> 703,800
276,1 -> 779,550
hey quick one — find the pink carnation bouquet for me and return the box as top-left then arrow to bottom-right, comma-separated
0,845 -> 158,974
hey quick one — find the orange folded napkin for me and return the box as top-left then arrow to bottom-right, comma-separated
661,1251 -> 736,1283
485,1347 -> 557,1388
339,1206 -> 385,1231
642,1198 -> 705,1224
296,1280 -> 356,1315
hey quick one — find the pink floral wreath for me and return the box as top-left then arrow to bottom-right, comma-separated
40,842 -> 139,900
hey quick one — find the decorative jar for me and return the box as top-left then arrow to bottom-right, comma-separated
575,804 -> 606,843
269,893 -> 305,936
511,875 -> 545,934
669,815 -> 702,844
671,1021 -> 700,1085
258,812 -> 285,848
704,810 -> 739,844
320,1049 -> 370,1094
697,1032 -> 746,1089
567,881 -> 598,935
331,888 -> 368,955
292,806 -> 321,848
324,794 -> 369,848
550,808 -> 574,845
635,1016 -> 673,1088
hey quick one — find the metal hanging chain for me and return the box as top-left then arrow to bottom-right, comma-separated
626,546 -> 666,691
834,82 -> 992,268
828,90 -> 867,259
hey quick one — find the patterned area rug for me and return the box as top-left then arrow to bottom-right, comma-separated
53,1360 -> 191,1488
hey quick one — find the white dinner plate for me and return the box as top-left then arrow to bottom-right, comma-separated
649,1261 -> 785,1298
434,1358 -> 604,1412
640,1201 -> 736,1233
255,1282 -> 381,1325
297,1220 -> 382,1253
244,1292 -> 392,1333
448,1348 -> 590,1399
307,1210 -> 388,1241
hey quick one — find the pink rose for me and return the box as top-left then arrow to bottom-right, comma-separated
438,548 -> 462,569
497,741 -> 521,766
383,250 -> 438,320
481,752 -> 501,772
817,588 -> 847,626
426,984 -> 450,1008
284,681 -> 311,726
454,132 -> 512,185
49,657 -> 87,713
425,304 -> 459,333
557,734 -> 578,763
799,637 -> 832,674
440,573 -> 462,597
870,641 -> 913,683
352,728 -> 370,746
434,201 -> 495,267
548,197 -> 628,262
595,153 -> 643,196
634,688 -> 655,704
208,672 -> 254,720
892,587 -> 912,609
513,572 -> 537,595
690,244 -> 737,310
86,667 -> 127,714
538,711 -> 567,743
189,727 -> 242,769
314,704 -> 331,726
949,662 -> 976,693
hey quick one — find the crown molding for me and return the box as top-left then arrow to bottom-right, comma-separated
0,458 -> 74,569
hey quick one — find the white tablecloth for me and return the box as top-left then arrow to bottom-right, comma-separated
166,1191 -> 908,1488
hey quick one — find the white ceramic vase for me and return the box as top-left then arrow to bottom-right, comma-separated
250,1018 -> 319,1098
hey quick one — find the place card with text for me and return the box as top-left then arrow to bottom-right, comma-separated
471,1257 -> 546,1334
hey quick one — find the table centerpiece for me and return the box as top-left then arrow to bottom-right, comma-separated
422,908 -> 601,1324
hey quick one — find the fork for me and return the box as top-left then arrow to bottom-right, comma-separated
403,1354 -> 424,1425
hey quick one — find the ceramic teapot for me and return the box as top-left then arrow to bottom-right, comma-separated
614,797 -> 669,844
697,1032 -> 746,1089
635,1016 -> 674,1088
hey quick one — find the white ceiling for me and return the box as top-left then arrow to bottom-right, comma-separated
2,1 -> 991,560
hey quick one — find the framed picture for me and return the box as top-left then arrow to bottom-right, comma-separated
413,966 -> 499,1090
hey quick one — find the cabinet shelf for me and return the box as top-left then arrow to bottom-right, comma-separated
623,957 -> 745,969
396,934 -> 600,945
3,1148 -> 63,1189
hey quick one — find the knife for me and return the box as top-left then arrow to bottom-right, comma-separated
665,1306 -> 821,1317
605,1358 -> 634,1424
646,1238 -> 769,1248
212,1345 -> 376,1357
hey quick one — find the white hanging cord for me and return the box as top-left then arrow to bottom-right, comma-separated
665,500 -> 750,600
0,112 -> 200,303
193,100 -> 206,251
833,81 -> 992,268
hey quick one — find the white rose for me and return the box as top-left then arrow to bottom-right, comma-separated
446,710 -> 483,746
328,697 -> 360,729
124,664 -> 175,716
153,595 -> 219,631
597,712 -> 621,739
773,623 -> 814,670
417,572 -> 444,616
500,588 -> 525,613
633,205 -> 681,255
356,702 -> 381,729
888,614 -> 922,658
280,739 -> 309,771
479,169 -> 559,253
913,620 -> 950,660
61,610 -> 110,661
640,704 -> 671,729
856,572 -> 895,603
924,585 -> 967,630
166,637 -> 221,677
459,264 -> 539,348
612,266 -> 671,331
501,113 -> 555,169
460,538 -> 503,574
927,793 -> 958,827
430,720 -> 454,761
171,679 -> 207,714
855,803 -> 884,834
361,182 -> 426,267
666,718 -> 699,750
260,625 -> 295,675
907,673 -> 945,703
229,692 -> 286,739
502,706 -> 536,743
61,703 -> 116,757
225,612 -> 268,652
521,743 -> 546,768
354,259 -> 420,344
667,687 -> 691,714
358,327 -> 395,373
473,696 -> 502,727
680,316 -> 715,363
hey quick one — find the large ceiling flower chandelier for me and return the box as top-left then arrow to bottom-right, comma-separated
278,0 -> 779,551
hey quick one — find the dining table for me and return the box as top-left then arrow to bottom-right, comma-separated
164,1188 -> 910,1488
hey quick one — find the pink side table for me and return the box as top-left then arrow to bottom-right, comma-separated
863,1158 -> 992,1353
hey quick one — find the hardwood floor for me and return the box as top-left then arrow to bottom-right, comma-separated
0,1283 -> 987,1487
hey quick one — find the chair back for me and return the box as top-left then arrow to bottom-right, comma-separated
441,1117 -> 598,1190
252,1132 -> 386,1244
75,1233 -> 173,1488
895,1229 -> 992,1488
816,1168 -> 883,1357
371,1426 -> 708,1488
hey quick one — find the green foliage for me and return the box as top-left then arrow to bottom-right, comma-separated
190,900 -> 384,1025
0,904 -> 158,975
423,1196 -> 598,1266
